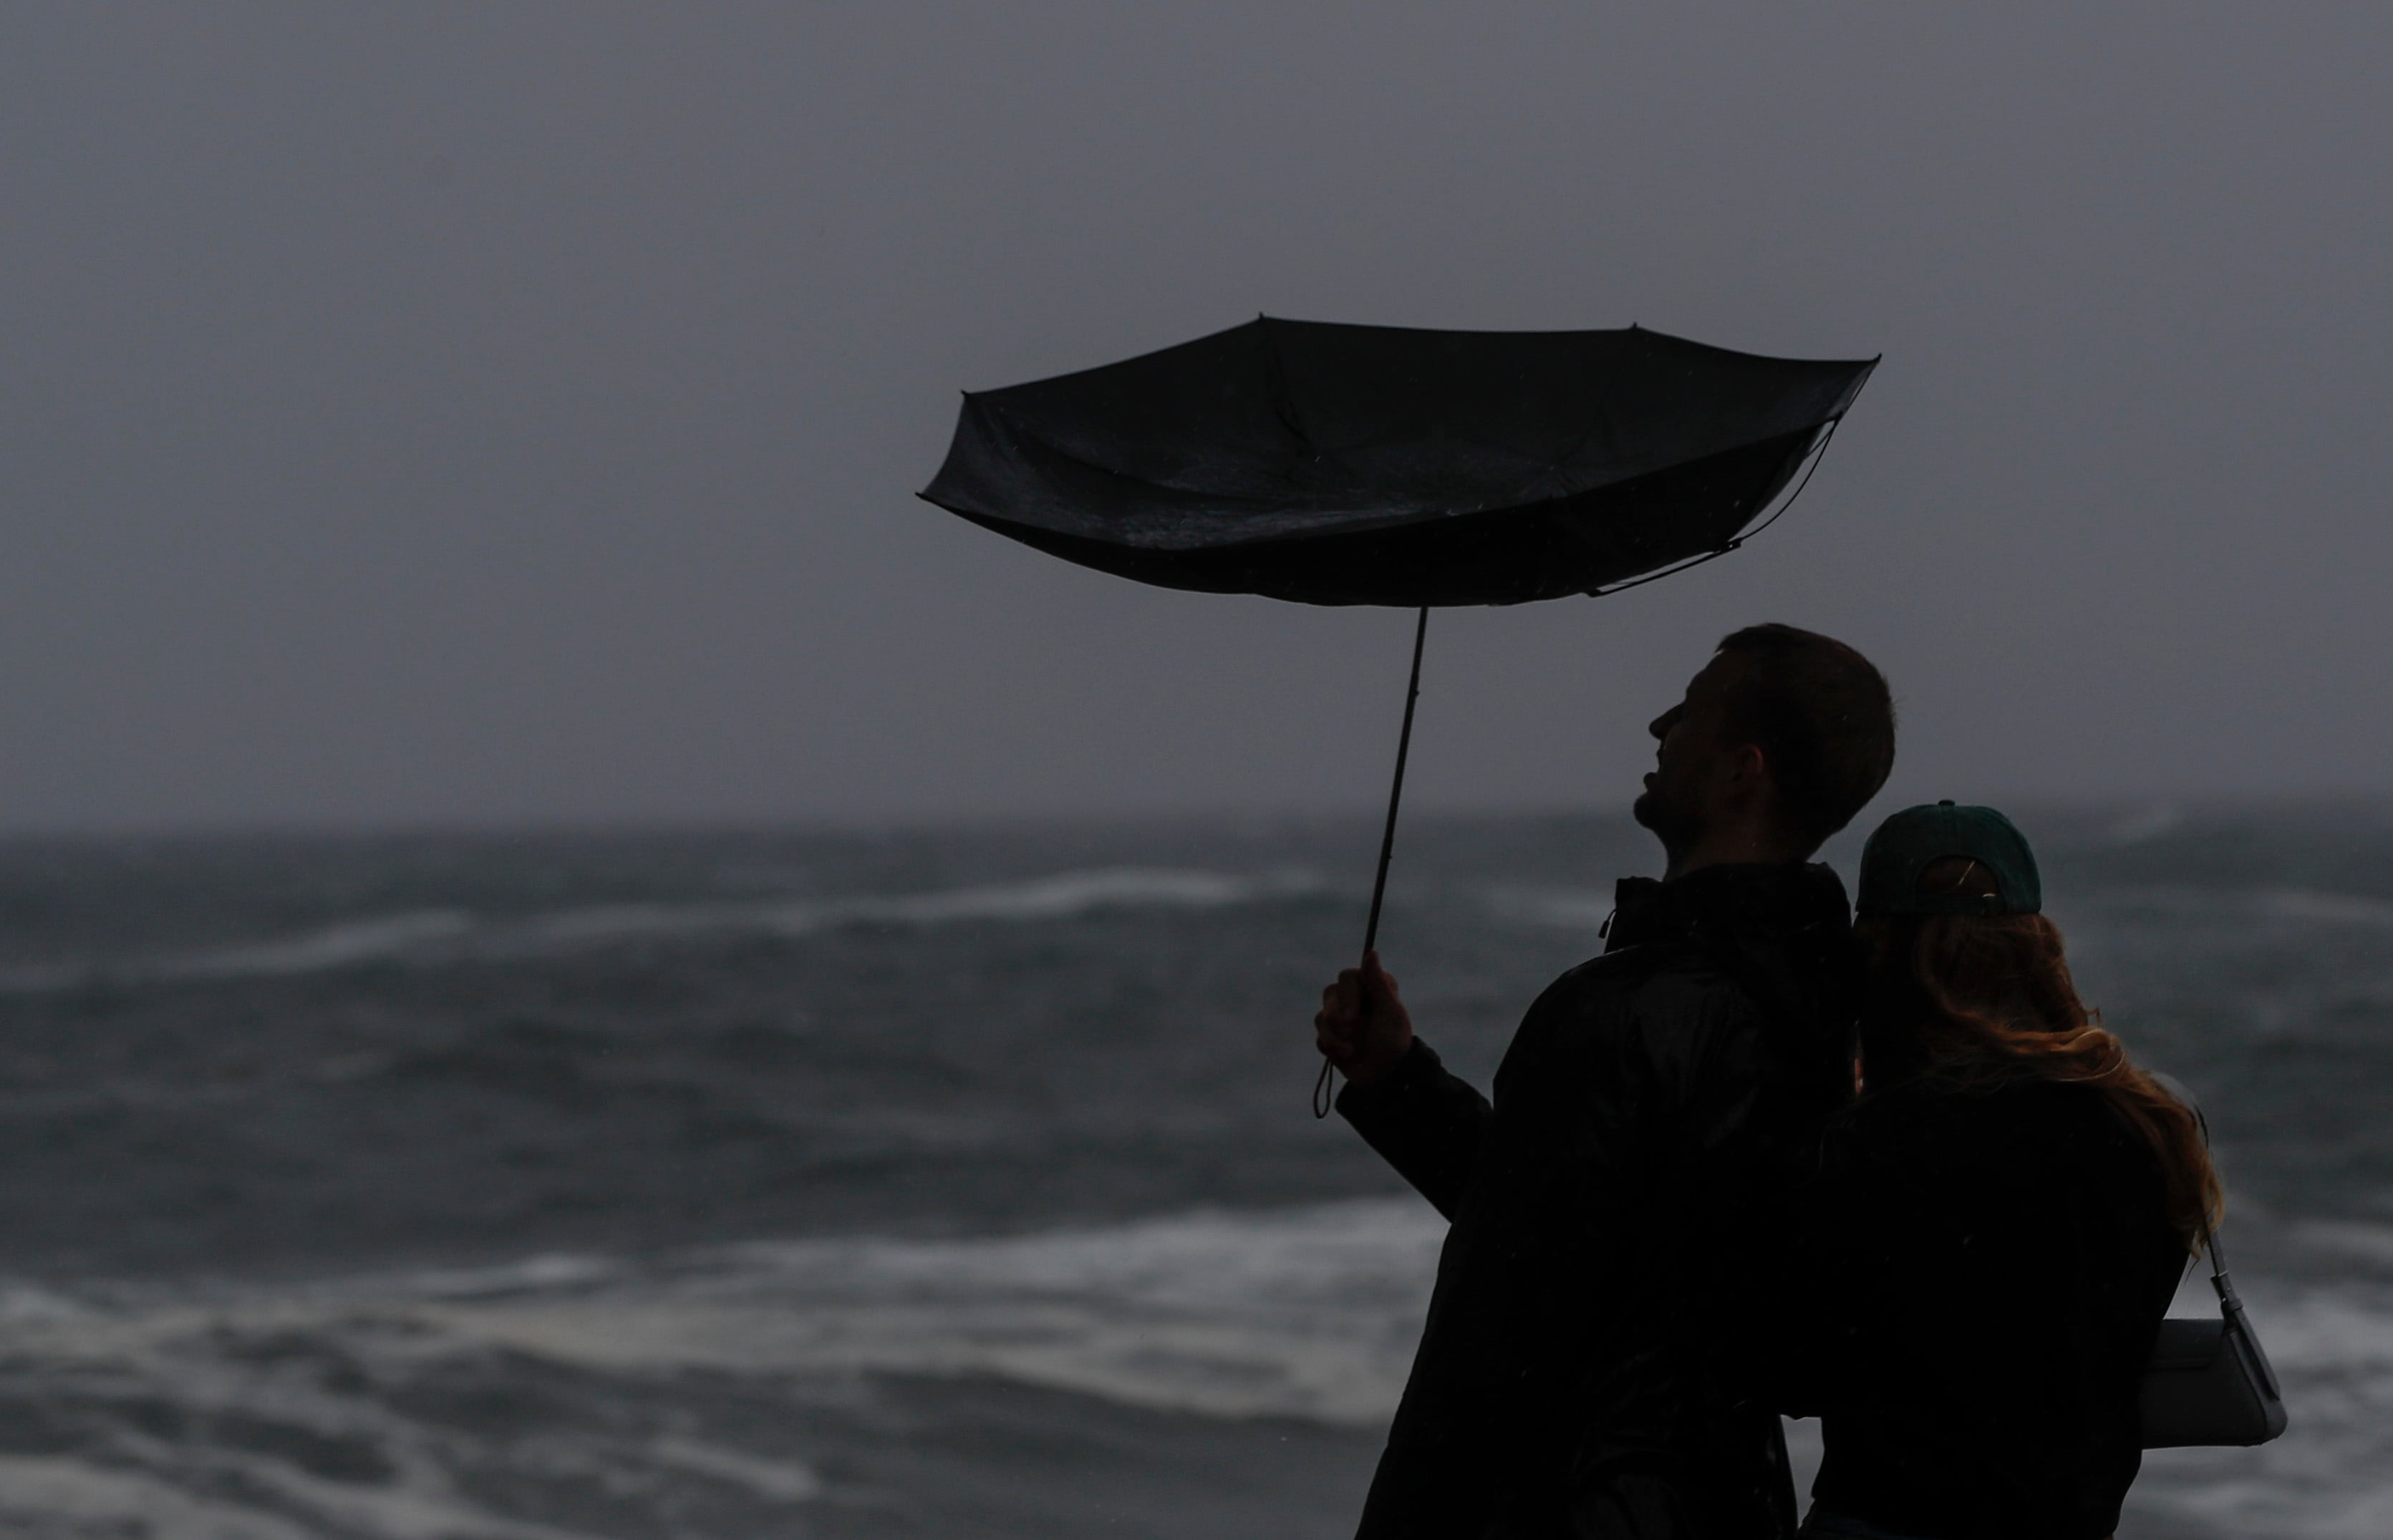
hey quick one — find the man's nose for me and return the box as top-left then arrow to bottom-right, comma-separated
1648,710 -> 1675,742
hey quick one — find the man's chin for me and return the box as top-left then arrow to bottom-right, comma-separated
1633,790 -> 1696,851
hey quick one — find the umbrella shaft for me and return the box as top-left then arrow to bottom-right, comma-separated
1362,606 -> 1429,958
1318,606 -> 1430,1120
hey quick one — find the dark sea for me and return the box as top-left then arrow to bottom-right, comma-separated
0,805 -> 2385,1539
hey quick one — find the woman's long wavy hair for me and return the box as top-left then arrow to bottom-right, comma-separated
1855,858 -> 2223,1254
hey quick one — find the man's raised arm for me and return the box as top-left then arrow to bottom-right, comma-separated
1316,953 -> 1491,1220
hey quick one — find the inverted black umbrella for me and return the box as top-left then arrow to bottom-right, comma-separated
921,317 -> 1877,1110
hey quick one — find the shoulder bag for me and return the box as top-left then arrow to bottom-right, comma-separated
2137,1090 -> 2288,1448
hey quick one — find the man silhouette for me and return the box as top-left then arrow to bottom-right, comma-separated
1316,624 -> 1896,1539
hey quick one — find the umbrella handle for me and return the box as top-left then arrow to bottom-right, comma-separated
1316,605 -> 1429,1119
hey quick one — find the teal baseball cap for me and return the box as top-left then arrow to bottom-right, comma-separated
1856,801 -> 2043,917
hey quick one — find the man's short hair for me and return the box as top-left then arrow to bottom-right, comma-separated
1714,624 -> 1895,851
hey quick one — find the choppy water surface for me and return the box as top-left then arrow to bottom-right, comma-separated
0,807 -> 2386,1537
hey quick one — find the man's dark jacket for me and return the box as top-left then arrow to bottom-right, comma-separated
1338,863 -> 1860,1539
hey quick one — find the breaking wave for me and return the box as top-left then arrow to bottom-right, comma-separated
0,1201 -> 1437,1538
58,1198 -> 1444,1428
0,866 -> 1325,992
4,1201 -> 2387,1539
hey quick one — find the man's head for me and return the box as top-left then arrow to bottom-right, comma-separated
1633,624 -> 1895,872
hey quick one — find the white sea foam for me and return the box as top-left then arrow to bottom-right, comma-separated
4,1204 -> 2391,1536
5,1201 -> 1440,1425
0,1281 -> 90,1322
384,1198 -> 1441,1426
163,909 -> 480,978
367,1251 -> 629,1301
833,867 -> 1301,926
0,866 -> 1325,992
646,1435 -> 822,1503
0,1202 -> 1439,1538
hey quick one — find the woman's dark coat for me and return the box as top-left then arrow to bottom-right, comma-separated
1779,1076 -> 2189,1539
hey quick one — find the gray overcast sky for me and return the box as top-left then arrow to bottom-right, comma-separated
4,4 -> 2389,831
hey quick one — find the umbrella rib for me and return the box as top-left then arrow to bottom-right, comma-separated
1731,415 -> 1846,548
1575,416 -> 1852,600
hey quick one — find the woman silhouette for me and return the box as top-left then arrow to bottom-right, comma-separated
1785,803 -> 2218,1539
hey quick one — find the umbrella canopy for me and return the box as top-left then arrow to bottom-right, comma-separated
920,318 -> 1877,606
921,316 -> 1880,1115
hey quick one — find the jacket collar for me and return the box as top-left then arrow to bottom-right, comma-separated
1605,861 -> 1853,955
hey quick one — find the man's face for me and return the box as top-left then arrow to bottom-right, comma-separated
1631,651 -> 1746,851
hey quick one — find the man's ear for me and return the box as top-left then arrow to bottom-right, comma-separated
1724,741 -> 1770,790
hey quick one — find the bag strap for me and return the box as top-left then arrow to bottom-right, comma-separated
2156,1072 -> 2281,1400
